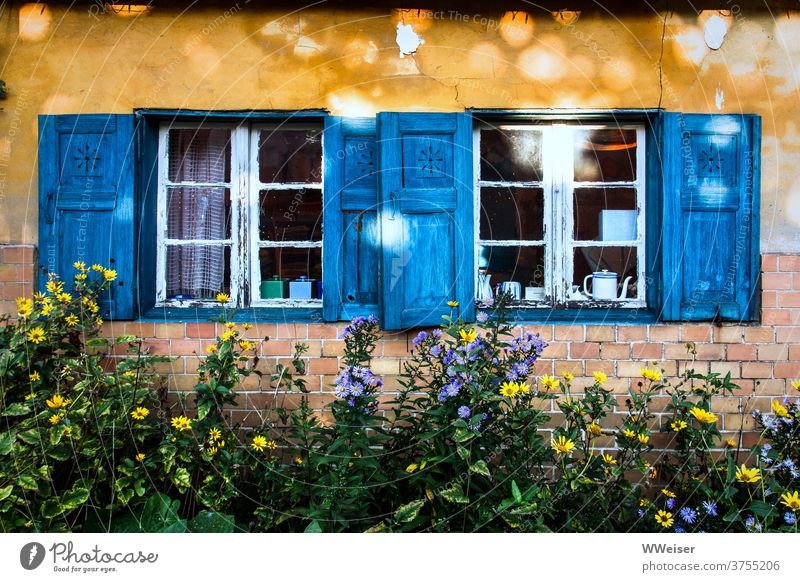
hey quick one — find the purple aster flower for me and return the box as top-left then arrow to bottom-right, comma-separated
673,526 -> 686,533
637,509 -> 645,518
457,406 -> 471,419
679,507 -> 698,524
412,331 -> 428,346
476,311 -> 489,323
666,498 -> 676,510
785,512 -> 797,525
702,501 -> 718,517
367,315 -> 378,324
432,329 -> 443,339
430,345 -> 442,357
745,515 -> 756,529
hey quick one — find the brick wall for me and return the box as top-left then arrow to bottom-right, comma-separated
2,246 -> 798,450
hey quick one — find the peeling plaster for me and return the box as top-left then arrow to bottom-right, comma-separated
396,23 -> 424,58
715,85 -> 725,110
703,14 -> 728,50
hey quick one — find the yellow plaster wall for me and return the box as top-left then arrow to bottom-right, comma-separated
1,4 -> 799,249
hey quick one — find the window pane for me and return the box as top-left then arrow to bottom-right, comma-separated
573,129 -> 637,182
259,128 -> 322,183
259,189 -> 322,242
168,128 -> 231,183
480,187 -> 544,241
480,129 -> 543,182
258,247 -> 322,299
573,188 -> 637,241
477,245 -> 545,297
167,187 -> 231,240
573,246 -> 638,300
166,245 -> 230,300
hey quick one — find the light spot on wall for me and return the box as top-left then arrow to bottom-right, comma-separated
702,13 -> 729,50
392,9 -> 434,33
673,26 -> 707,66
342,36 -> 380,69
389,56 -> 420,76
774,13 -> 800,52
785,177 -> 800,227
294,36 -> 323,58
517,40 -> 567,82
715,85 -> 725,110
39,94 -> 80,115
328,91 -> 378,117
19,3 -> 52,42
466,42 -> 507,78
499,12 -> 534,47
396,23 -> 424,58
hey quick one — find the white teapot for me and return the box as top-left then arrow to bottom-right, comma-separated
583,269 -> 632,300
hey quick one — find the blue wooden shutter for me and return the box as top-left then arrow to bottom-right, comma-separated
38,114 -> 136,319
322,117 -> 380,321
661,113 -> 760,321
378,112 -> 474,330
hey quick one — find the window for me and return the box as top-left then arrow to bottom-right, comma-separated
155,122 -> 324,307
475,121 -> 646,308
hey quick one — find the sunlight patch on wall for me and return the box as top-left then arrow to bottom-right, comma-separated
672,25 -> 707,66
499,12 -> 534,47
19,3 -> 52,42
517,38 -> 567,82
328,91 -> 378,117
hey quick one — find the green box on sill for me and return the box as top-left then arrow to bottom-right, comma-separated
260,276 -> 289,299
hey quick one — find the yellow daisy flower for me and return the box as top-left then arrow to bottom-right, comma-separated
447,300 -> 459,307
735,464 -> 761,484
103,269 -> 117,281
27,328 -> 46,344
46,394 -> 65,409
671,420 -> 688,431
135,453 -> 146,462
640,368 -> 662,382
588,422 -> 602,437
216,293 -> 230,303
771,400 -> 790,418
459,328 -> 478,345
593,371 -> 607,384
205,344 -> 217,353
65,314 -> 79,327
780,491 -> 800,511
29,371 -> 41,382
251,435 -> 268,452
170,416 -> 192,432
131,407 -> 149,420
689,407 -> 717,424
654,510 -> 674,528
540,375 -> 559,391
499,381 -> 519,398
551,435 -> 576,454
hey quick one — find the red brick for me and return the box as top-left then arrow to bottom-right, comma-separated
716,327 -> 744,343
308,358 -> 341,375
585,325 -> 615,342
383,341 -> 411,356
185,322 -> 217,338
775,362 -> 800,378
757,344 -> 789,361
261,340 -> 292,356
0,284 -> 28,299
308,324 -> 339,339
523,325 -> 553,340
600,344 -> 630,359
761,254 -> 778,273
618,325 -> 648,341
741,362 -> 773,378
631,343 -> 662,359
649,325 -> 680,342
777,292 -> 800,308
1,246 -> 34,264
743,327 -> 776,343
779,255 -> 800,272
762,310 -> 792,325
726,344 -> 757,360
570,342 -> 600,358
762,291 -> 778,308
154,323 -> 185,339
763,272 -> 793,290
321,340 -> 345,357
0,265 -> 19,282
788,345 -> 800,360
168,340 -> 204,354
123,322 -> 156,337
541,341 -> 568,359
584,360 -> 614,376
275,323 -> 308,339
554,325 -> 584,341
777,327 -> 800,343
681,325 -> 712,342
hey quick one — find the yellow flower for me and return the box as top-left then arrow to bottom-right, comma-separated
266,440 -> 277,450
561,371 -> 574,383
238,340 -> 253,351
406,463 -> 419,473
661,488 -> 676,498
540,375 -> 559,391
56,292 -> 72,303
671,420 -> 688,431
16,297 -> 33,317
654,510 -> 674,528
49,412 -> 64,425
25,393 -> 36,401
83,298 -> 99,313
225,322 -> 236,329
222,330 -> 236,342
40,301 -> 54,316
170,416 -> 192,432
135,453 -> 146,462
771,400 -> 790,418
123,370 -> 137,378
447,300 -> 459,308
588,422 -> 602,437
640,368 -> 662,382
602,453 -> 617,465
637,433 -> 650,445
242,323 -> 253,330
216,293 -> 230,303
103,269 -> 117,281
131,407 -> 149,420
29,371 -> 41,382
623,428 -> 636,439
551,435 -> 576,454
75,273 -> 87,281
792,380 -> 800,392
251,435 -> 268,452
499,381 -> 519,398
65,314 -> 79,327
593,371 -> 607,384
205,344 -> 218,353
204,428 -> 220,442
46,280 -> 63,294
689,407 -> 717,424
95,317 -> 103,326
459,328 -> 478,345
207,446 -> 219,457
73,261 -> 86,271
46,394 -> 65,409
294,456 -> 303,465
27,328 -> 46,344
639,498 -> 650,507
91,264 -> 104,272
725,439 -> 737,448
517,382 -> 530,395
735,464 -> 762,484
24,520 -> 33,528
64,427 -> 72,436
780,491 -> 800,512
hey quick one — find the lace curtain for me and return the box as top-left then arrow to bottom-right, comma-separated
166,130 -> 229,298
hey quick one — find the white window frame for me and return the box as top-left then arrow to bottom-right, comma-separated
155,120 -> 324,308
473,121 -> 647,309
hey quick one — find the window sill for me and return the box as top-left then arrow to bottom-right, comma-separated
140,305 -> 324,323
499,306 -> 659,324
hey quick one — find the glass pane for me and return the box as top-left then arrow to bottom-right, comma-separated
167,187 -> 231,240
480,187 -> 544,241
166,245 -> 230,301
168,128 -> 231,183
573,128 -> 637,182
573,188 -> 637,241
573,246 -> 638,300
259,189 -> 322,242
258,247 -> 322,300
259,128 -> 322,183
479,129 -> 543,182
477,246 -> 545,299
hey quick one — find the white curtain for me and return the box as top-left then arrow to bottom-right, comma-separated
166,130 -> 228,298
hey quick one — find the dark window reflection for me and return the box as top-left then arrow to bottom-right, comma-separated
480,187 -> 544,241
574,129 -> 637,182
480,129 -> 543,182
478,245 -> 545,288
259,189 -> 322,242
259,129 -> 322,184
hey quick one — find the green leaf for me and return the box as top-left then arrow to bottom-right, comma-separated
469,460 -> 491,477
86,338 -> 110,348
16,472 -> 37,490
2,403 -> 30,417
456,446 -> 470,461
61,487 -> 90,511
0,431 -> 15,456
134,478 -> 146,497
50,425 -> 67,446
41,499 -> 64,519
304,520 -> 323,533
171,467 -> 191,490
17,429 -> 41,445
440,483 -> 469,504
511,480 -> 522,503
394,499 -> 425,523
0,485 -> 12,501
141,493 -> 183,532
115,335 -> 139,344
364,521 -> 388,533
196,401 -> 212,422
189,511 -> 236,533
452,428 -> 474,443
749,500 -> 774,518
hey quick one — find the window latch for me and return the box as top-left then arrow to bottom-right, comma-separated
388,191 -> 397,220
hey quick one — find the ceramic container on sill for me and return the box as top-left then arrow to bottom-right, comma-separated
260,276 -> 289,299
289,276 -> 318,300
582,269 -> 633,300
